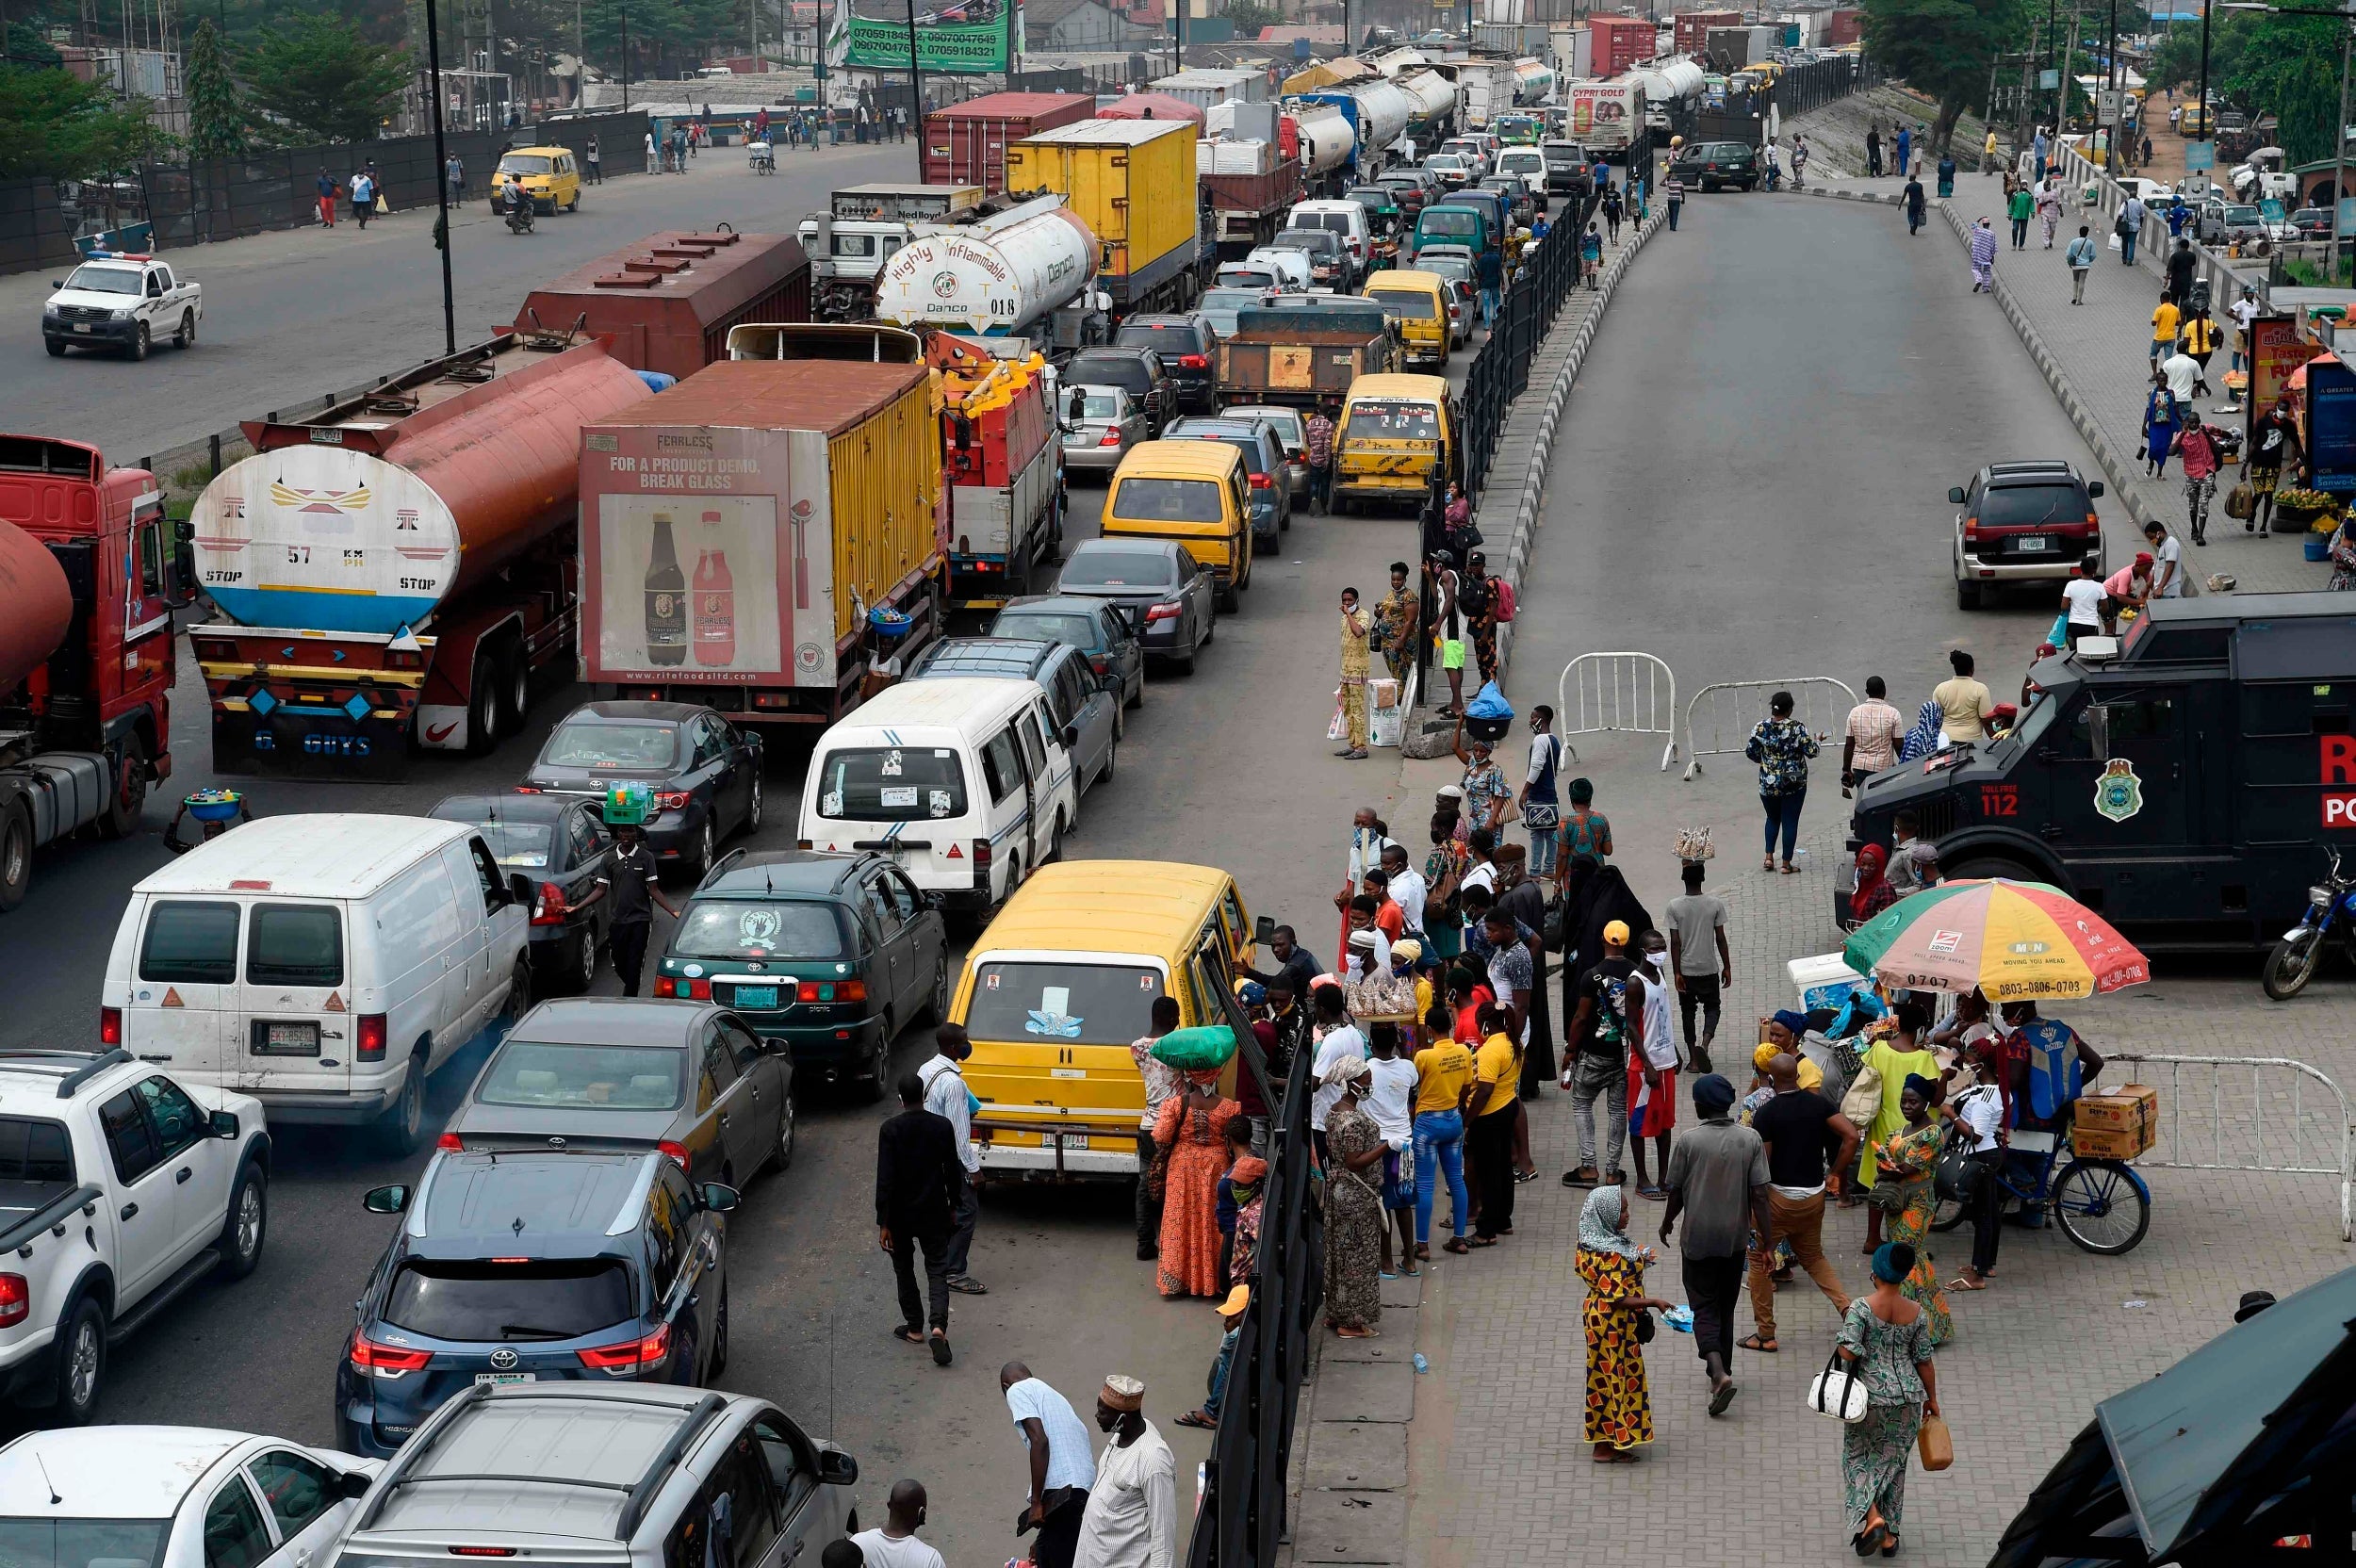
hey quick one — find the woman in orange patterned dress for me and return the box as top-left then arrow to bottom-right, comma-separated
1577,1184 -> 1667,1462
1153,1071 -> 1240,1298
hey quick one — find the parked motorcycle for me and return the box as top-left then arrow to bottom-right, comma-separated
2263,847 -> 2356,1000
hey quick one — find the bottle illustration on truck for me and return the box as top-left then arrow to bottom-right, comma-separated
694,513 -> 736,667
646,512 -> 687,665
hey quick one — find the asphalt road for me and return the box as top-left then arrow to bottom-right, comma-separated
0,138 -> 914,465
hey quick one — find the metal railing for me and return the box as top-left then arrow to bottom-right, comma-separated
2105,1053 -> 2355,1242
1555,652 -> 1678,772
1461,186 -> 1593,499
1679,677 -> 1856,781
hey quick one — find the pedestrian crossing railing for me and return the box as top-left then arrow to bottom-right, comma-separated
2105,1053 -> 2355,1242
1679,677 -> 1857,782
1555,652 -> 1678,773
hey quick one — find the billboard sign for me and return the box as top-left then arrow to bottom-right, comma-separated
836,0 -> 1023,74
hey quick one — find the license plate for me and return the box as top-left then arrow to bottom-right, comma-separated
1052,1133 -> 1089,1151
733,985 -> 778,1009
474,1372 -> 535,1386
73,324 -> 90,333
2017,535 -> 2050,552
255,1021 -> 319,1055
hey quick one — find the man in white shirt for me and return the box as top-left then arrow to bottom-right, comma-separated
848,1479 -> 948,1568
918,1025 -> 987,1296
2061,554 -> 2109,648
2231,286 -> 2262,372
1129,997 -> 1185,1262
1002,1364 -> 1097,1568
1307,985 -> 1366,1146
1380,843 -> 1427,937
2143,518 -> 2185,597
1072,1376 -> 1176,1568
2160,345 -> 2201,406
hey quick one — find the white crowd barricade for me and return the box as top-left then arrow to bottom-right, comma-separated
1680,677 -> 1857,782
1555,652 -> 1677,773
2106,1053 -> 2355,1243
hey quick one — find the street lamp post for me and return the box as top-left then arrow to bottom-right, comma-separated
2105,0 -> 2119,170
2220,1 -> 2354,284
425,0 -> 456,355
903,0 -> 922,143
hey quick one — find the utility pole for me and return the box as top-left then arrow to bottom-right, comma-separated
425,0 -> 456,357
2195,0 -> 2211,181
2338,13 -> 2351,284
2104,0 -> 2119,170
902,0 -> 920,139
619,0 -> 628,110
576,0 -> 584,107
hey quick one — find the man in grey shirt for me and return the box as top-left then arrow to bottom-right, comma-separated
1660,1073 -> 1770,1416
1662,861 -> 1731,1074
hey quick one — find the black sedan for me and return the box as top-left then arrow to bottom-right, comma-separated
989,594 -> 1146,710
430,791 -> 614,993
1055,538 -> 1216,676
441,997 -> 796,1189
523,700 -> 763,881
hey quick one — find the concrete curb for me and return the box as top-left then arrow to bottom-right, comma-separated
1792,185 -> 1905,205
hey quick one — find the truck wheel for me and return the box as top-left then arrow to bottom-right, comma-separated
44,339 -> 65,357
174,310 -> 196,350
99,737 -> 147,840
0,804 -> 30,912
129,322 -> 149,362
52,1295 -> 106,1425
464,652 -> 501,756
497,641 -> 529,733
215,1160 -> 267,1280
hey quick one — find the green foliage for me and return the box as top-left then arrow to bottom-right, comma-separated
242,14 -> 410,143
572,0 -> 744,77
1222,1 -> 1283,39
0,61 -> 175,177
186,20 -> 252,161
2221,12 -> 2341,165
1861,0 -> 2029,147
5,21 -> 65,66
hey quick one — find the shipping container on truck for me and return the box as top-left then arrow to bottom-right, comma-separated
579,337 -> 945,727
1005,119 -> 1205,318
1586,15 -> 1656,74
1673,10 -> 1742,55
1201,160 -> 1307,256
923,92 -> 1098,193
1454,60 -> 1518,129
1147,68 -> 1268,107
513,229 -> 811,382
187,336 -> 655,776
927,334 -> 1061,612
0,436 -> 192,911
1550,24 -> 1594,84
1216,300 -> 1400,407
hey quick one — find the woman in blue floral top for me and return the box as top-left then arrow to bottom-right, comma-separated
1743,690 -> 1820,874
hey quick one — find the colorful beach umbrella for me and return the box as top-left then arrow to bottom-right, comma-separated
1841,878 -> 2150,1001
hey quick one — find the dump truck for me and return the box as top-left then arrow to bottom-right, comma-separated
1216,300 -> 1401,407
513,229 -> 811,381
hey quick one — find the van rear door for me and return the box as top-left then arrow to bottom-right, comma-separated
233,900 -> 351,1095
961,952 -> 1169,1160
123,896 -> 238,1082
805,735 -> 983,892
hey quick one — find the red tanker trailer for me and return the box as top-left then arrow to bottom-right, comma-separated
186,335 -> 655,776
0,433 -> 192,910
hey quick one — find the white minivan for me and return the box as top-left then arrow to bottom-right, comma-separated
103,815 -> 532,1153
798,677 -> 1082,920
1286,199 -> 1374,285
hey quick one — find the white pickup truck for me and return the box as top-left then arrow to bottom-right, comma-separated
41,253 -> 203,360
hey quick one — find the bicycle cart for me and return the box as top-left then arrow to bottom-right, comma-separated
1932,1125 -> 2152,1254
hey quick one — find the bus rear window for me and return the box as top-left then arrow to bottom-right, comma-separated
814,747 -> 968,822
1111,477 -> 1226,524
139,901 -> 238,984
1347,401 -> 1440,441
961,962 -> 1165,1046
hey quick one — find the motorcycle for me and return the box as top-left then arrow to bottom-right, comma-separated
2263,847 -> 2356,1000
499,184 -> 535,235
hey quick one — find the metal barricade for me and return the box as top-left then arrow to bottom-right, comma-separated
1555,652 -> 1677,772
2104,1054 -> 2355,1242
1679,677 -> 1857,781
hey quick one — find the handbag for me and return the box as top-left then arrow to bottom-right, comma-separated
1807,1348 -> 1870,1422
2225,482 -> 2255,520
1839,1059 -> 1882,1128
1540,890 -> 1566,952
1932,1138 -> 1977,1203
1917,1412 -> 1955,1471
1632,1306 -> 1656,1345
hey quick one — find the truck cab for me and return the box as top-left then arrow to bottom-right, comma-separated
1842,596 -> 2356,951
798,183 -> 987,319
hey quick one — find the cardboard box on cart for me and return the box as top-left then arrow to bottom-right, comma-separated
2073,1083 -> 2159,1158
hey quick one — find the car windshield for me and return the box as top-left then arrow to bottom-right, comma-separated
2225,205 -> 2261,222
671,898 -> 848,960
1111,477 -> 1226,524
1370,287 -> 1439,321
61,266 -> 139,294
478,1041 -> 687,1110
499,155 -> 555,174
383,1259 -> 634,1342
813,746 -> 969,822
991,610 -> 1101,650
1063,547 -> 1179,590
1349,400 -> 1441,440
0,1519 -> 170,1568
1420,211 -> 1480,237
459,820 -> 558,868
541,721 -> 679,770
961,960 -> 1166,1045
1979,484 -> 2082,528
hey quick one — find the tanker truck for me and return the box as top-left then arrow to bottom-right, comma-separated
185,335 -> 655,776
871,195 -> 1106,343
0,435 -> 192,910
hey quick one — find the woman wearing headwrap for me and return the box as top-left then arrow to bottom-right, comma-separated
1577,1185 -> 1666,1462
1869,1076 -> 1955,1347
1848,842 -> 1896,928
1835,1241 -> 1941,1555
1895,698 -> 1944,763
1151,1067 -> 1241,1298
1856,1000 -> 1941,1256
1225,1157 -> 1267,1287
1319,1056 -> 1384,1337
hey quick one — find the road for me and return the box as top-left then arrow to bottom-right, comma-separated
0,139 -> 913,465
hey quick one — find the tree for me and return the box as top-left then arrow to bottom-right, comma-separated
242,15 -> 410,144
2223,12 -> 2343,164
1222,1 -> 1281,39
1861,0 -> 2030,152
186,19 -> 251,160
5,21 -> 65,66
0,62 -> 175,177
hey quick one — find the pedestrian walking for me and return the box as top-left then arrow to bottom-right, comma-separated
1983,126 -> 1999,172
1579,221 -> 1602,286
582,817 -> 676,994
2162,341 -> 2201,413
1837,1244 -> 1942,1557
1903,172 -> 1926,236
1578,1185 -> 1662,1462
1303,400 -> 1335,514
1744,691 -> 1819,874
2167,237 -> 2198,307
2033,123 -> 2050,180
1430,549 -> 1465,717
1073,1377 -> 1176,1568
2007,182 -> 2033,248
1317,1055 -> 1384,1332
2140,133 -> 2153,166
315,169 -> 338,227
1460,550 -> 1500,686
445,154 -> 465,203
2232,286 -> 2261,371
1664,172 -> 1684,231
2248,392 -> 2304,533
2181,420 -> 2220,544
1601,183 -> 1623,243
1374,561 -> 1418,685
350,166 -> 376,229
1516,708 -> 1566,882
2141,371 -> 2181,477
1478,238 -> 1503,320
1660,1072 -> 1768,1416
2066,223 -> 2098,302
1740,1051 -> 1858,1353
1409,1021 -> 1474,1258
876,1072 -> 961,1366
1968,217 -> 1998,290
918,1024 -> 989,1296
1866,122 -> 1884,178
1625,933 -> 1679,1195
1000,1364 -> 1096,1568
2119,193 -> 2146,265
1150,1068 -> 1239,1298
1663,861 -> 1728,1075
852,1480 -> 949,1568
1334,586 -> 1371,760
1894,122 -> 1911,179
585,135 -> 601,184
2034,175 -> 2063,247
1562,920 -> 1642,1186
1868,1076 -> 1956,1346
2180,308 -> 2218,390
1761,137 -> 1782,191
1790,133 -> 1809,190
1130,996 -> 1183,1261
646,129 -> 658,173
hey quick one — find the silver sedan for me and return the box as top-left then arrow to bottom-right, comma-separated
1059,384 -> 1150,479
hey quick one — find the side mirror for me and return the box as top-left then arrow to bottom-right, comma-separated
168,519 -> 200,607
1947,486 -> 1968,505
507,872 -> 535,906
819,1447 -> 859,1486
2087,481 -> 2106,498
335,1471 -> 371,1500
1254,913 -> 1276,944
210,1109 -> 239,1140
362,1184 -> 411,1215
699,1182 -> 742,1213
1063,723 -> 1081,749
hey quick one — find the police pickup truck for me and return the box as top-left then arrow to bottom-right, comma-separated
1843,594 -> 2356,951
41,252 -> 202,360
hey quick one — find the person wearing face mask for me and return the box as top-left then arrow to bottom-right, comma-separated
1074,1376 -> 1176,1568
1626,931 -> 1681,1198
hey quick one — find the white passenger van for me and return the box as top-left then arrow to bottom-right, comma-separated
797,677 -> 1081,920
102,815 -> 532,1153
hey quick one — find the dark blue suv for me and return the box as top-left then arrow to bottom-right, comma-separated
337,1148 -> 739,1456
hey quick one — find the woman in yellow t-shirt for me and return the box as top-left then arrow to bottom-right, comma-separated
1410,1030 -> 1476,1257
1857,999 -> 1941,1254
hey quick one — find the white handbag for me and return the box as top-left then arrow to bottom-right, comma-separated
1807,1348 -> 1871,1423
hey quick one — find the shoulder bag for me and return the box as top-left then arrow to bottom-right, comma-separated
1806,1346 -> 1870,1422
1839,1058 -> 1883,1128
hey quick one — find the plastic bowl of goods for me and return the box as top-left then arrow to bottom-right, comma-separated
1464,713 -> 1513,744
869,607 -> 912,640
186,789 -> 243,824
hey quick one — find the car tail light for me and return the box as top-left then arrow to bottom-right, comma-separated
1250,473 -> 1271,489
99,1006 -> 122,1046
1099,427 -> 1123,446
661,977 -> 712,1000
0,1275 -> 27,1328
531,880 -> 568,926
1146,602 -> 1183,623
973,838 -> 991,890
1962,516 -> 1980,542
579,1322 -> 671,1373
657,1140 -> 690,1170
2087,512 -> 2101,528
1088,655 -> 1110,677
794,979 -> 868,1003
357,1014 -> 388,1061
655,791 -> 692,813
349,1331 -> 433,1377
655,975 -> 676,998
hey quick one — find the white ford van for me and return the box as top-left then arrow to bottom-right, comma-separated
797,677 -> 1081,920
102,815 -> 532,1153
